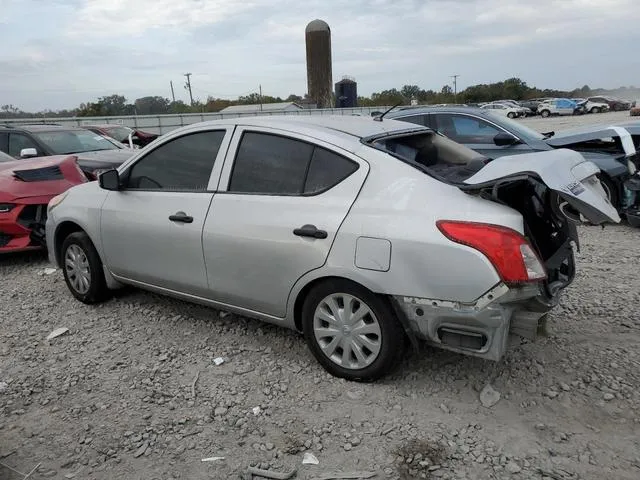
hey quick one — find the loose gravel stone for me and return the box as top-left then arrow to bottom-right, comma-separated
1,185 -> 639,480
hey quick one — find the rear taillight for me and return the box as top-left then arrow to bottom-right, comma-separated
436,220 -> 547,284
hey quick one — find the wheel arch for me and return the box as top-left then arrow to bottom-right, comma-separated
53,221 -> 86,268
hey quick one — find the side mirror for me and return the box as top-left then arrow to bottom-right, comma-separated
20,148 -> 38,158
494,132 -> 520,146
98,169 -> 121,191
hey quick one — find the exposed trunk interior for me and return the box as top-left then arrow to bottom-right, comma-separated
367,130 -> 577,301
471,179 -> 577,303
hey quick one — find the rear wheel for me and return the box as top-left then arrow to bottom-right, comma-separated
507,112 -> 516,119
540,109 -> 550,118
302,279 -> 404,382
61,232 -> 110,304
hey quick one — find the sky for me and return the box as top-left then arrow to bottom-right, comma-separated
1,0 -> 640,111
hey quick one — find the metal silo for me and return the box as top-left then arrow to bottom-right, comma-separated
305,19 -> 333,109
335,76 -> 358,108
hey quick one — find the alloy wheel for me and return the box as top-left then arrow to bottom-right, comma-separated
65,244 -> 91,295
312,293 -> 382,370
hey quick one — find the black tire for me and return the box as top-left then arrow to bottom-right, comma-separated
590,107 -> 600,114
301,279 -> 405,382
540,109 -> 550,118
507,112 -> 516,119
61,231 -> 110,304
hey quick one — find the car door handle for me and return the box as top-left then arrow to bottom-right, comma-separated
293,224 -> 328,239
169,212 -> 193,224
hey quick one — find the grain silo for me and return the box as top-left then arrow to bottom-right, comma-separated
335,76 -> 358,108
305,19 -> 333,109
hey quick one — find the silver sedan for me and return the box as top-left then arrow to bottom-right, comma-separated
45,115 -> 618,381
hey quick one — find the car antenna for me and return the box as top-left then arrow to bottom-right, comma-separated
374,102 -> 403,122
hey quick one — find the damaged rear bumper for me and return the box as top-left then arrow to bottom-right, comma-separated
394,282 -> 554,361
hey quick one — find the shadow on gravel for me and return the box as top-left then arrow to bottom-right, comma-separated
0,249 -> 48,266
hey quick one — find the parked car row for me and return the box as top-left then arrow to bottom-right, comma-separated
0,113 -> 635,381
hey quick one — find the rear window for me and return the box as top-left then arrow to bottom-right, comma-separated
366,131 -> 489,183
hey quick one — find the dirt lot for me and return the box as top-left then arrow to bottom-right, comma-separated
1,112 -> 640,480
520,110 -> 635,131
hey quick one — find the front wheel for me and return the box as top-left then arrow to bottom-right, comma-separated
61,232 -> 110,304
540,109 -> 550,118
590,107 -> 601,114
302,279 -> 405,382
507,112 -> 516,119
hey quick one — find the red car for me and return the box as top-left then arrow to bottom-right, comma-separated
83,124 -> 159,148
0,151 -> 87,253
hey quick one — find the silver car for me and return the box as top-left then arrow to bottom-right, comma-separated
45,116 -> 619,381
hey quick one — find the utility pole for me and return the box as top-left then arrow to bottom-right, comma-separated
451,74 -> 459,103
259,85 -> 263,111
184,73 -> 194,106
170,81 -> 176,102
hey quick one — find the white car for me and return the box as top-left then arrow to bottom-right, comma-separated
572,98 -> 610,114
536,99 -> 578,117
480,103 -> 522,119
45,116 -> 619,381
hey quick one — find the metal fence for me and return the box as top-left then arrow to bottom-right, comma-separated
2,106 -> 392,135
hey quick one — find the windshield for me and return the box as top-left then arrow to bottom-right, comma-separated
104,126 -> 134,142
33,130 -> 122,154
484,111 -> 545,141
0,150 -> 15,162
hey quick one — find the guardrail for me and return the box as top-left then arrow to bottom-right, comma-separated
1,106 -> 392,135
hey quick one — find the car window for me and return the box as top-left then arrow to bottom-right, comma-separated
396,115 -> 426,126
9,133 -> 40,157
228,131 -> 358,195
0,132 -> 8,153
229,132 -> 313,195
33,129 -> 121,154
304,147 -> 359,194
126,130 -> 225,191
434,114 -> 501,144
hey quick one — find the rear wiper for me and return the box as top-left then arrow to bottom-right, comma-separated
542,131 -> 555,139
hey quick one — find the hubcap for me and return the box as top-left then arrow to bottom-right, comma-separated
65,244 -> 91,295
313,293 -> 382,370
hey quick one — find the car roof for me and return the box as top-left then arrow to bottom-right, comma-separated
386,106 -> 491,117
0,124 -> 85,133
84,124 -> 126,129
186,114 -> 430,140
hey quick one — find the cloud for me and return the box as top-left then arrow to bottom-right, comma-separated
1,0 -> 640,111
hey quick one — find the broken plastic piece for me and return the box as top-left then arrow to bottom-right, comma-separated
47,327 -> 69,341
201,457 -> 225,462
213,357 -> 225,366
252,406 -> 261,416
302,452 -> 319,465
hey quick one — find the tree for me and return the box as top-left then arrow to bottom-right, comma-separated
400,85 -> 422,101
441,85 -> 453,96
135,96 -> 170,115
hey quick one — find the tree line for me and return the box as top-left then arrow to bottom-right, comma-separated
2,78 -> 637,118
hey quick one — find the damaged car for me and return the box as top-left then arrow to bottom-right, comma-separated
384,106 -> 638,213
83,124 -> 160,149
0,124 -> 135,180
0,151 -> 87,253
46,116 -> 618,381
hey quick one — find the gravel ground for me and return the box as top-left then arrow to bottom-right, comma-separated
1,112 -> 640,480
519,110 -> 635,132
